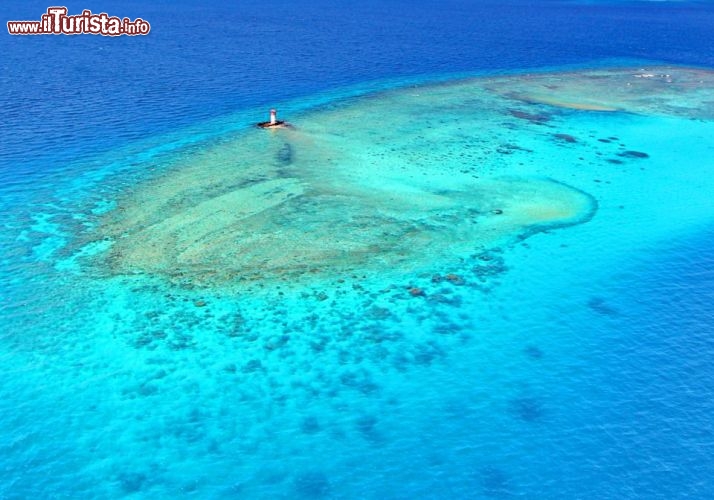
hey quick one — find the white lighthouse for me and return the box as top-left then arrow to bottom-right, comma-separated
257,108 -> 289,129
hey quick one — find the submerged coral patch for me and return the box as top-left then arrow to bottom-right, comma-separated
95,72 -> 610,289
95,66 -> 714,290
489,66 -> 714,119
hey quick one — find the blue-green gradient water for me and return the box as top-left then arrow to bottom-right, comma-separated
2,1 -> 714,498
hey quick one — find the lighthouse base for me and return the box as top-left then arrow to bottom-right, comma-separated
257,120 -> 289,129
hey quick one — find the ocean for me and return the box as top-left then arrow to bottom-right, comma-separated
1,0 -> 714,498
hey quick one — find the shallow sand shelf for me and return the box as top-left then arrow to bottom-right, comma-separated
483,66 -> 714,117
97,66 -> 714,288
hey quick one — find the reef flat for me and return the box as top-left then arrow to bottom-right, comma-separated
484,66 -> 714,118
94,66 -> 713,290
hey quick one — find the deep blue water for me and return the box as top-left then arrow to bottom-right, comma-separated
590,229 -> 714,498
2,0 -> 714,498
3,0 -> 714,176
531,228 -> 714,498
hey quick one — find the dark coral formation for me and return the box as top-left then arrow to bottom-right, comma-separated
293,471 -> 330,498
509,396 -> 544,422
587,297 -> 620,316
508,109 -> 552,124
553,133 -> 577,143
618,150 -> 649,159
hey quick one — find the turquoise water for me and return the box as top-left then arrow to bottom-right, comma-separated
2,64 -> 714,497
4,0 -> 714,497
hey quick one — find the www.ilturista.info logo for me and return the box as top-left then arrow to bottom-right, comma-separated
7,7 -> 150,36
